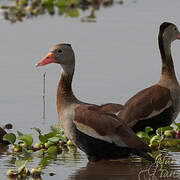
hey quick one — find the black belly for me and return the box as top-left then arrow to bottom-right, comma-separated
74,128 -> 137,162
132,106 -> 174,133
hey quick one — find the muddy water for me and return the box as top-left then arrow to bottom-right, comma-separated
1,0 -> 180,179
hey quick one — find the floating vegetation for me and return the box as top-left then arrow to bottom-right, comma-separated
0,0 -> 123,23
3,122 -> 180,177
3,124 -> 77,178
137,122 -> 180,150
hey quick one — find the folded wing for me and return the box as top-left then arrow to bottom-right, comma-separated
73,104 -> 151,152
118,85 -> 172,127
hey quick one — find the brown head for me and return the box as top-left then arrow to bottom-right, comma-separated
36,43 -> 75,67
158,22 -> 180,59
159,22 -> 180,43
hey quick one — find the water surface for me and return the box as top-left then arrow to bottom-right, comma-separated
1,0 -> 180,179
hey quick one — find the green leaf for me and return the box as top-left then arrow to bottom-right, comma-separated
156,126 -> 173,136
145,127 -> 153,135
47,146 -> 57,154
41,0 -> 54,7
17,134 -> 33,146
68,0 -> 79,5
66,8 -> 79,18
48,136 -> 60,143
173,122 -> 180,131
45,132 -> 57,139
22,147 -> 33,158
31,127 -> 42,135
150,135 -> 161,144
40,156 -> 52,167
34,149 -> 44,156
3,133 -> 16,144
137,131 -> 149,140
17,131 -> 24,137
39,134 -> 48,143
50,124 -> 61,134
161,126 -> 173,132
15,159 -> 27,168
59,135 -> 67,142
57,0 -> 67,7
163,138 -> 180,147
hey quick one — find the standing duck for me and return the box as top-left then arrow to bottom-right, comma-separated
118,22 -> 180,133
36,44 -> 153,162
99,103 -> 123,114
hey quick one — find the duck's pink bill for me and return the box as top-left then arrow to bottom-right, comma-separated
36,52 -> 56,67
177,33 -> 180,39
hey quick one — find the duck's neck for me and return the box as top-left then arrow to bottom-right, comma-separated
158,34 -> 178,84
56,64 -> 77,113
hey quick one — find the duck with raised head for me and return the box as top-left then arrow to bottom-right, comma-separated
36,44 -> 153,162
117,22 -> 180,133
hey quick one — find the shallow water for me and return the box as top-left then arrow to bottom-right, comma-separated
1,0 -> 180,179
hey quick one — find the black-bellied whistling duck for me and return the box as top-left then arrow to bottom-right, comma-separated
36,44 -> 153,162
99,103 -> 123,114
117,22 -> 180,133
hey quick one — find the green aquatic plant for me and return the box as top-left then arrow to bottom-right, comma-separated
136,126 -> 153,143
3,124 -> 77,178
137,124 -> 180,150
0,0 -> 123,23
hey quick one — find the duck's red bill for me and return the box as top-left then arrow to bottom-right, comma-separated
36,52 -> 56,67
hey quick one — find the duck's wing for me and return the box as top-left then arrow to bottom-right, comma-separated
118,85 -> 172,127
99,103 -> 123,114
73,104 -> 151,152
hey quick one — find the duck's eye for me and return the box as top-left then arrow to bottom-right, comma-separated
174,27 -> 177,31
58,49 -> 62,53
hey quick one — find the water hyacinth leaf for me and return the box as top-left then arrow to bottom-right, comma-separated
39,134 -> 48,143
40,156 -> 53,167
57,0 -> 67,7
45,132 -> 57,139
31,127 -> 42,135
161,126 -> 173,132
58,6 -> 66,16
41,0 -> 54,7
156,126 -> 173,136
59,135 -> 67,142
22,147 -> 33,158
145,127 -> 153,135
3,133 -> 16,144
164,139 -> 180,147
47,146 -> 57,154
18,134 -> 33,146
68,0 -> 79,5
150,135 -> 161,145
48,136 -> 60,143
156,128 -> 163,136
173,122 -> 180,131
137,131 -> 149,140
46,6 -> 55,15
66,8 -> 79,17
18,0 -> 28,6
50,124 -> 61,134
17,131 -> 24,137
34,149 -> 44,156
15,159 -> 27,168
